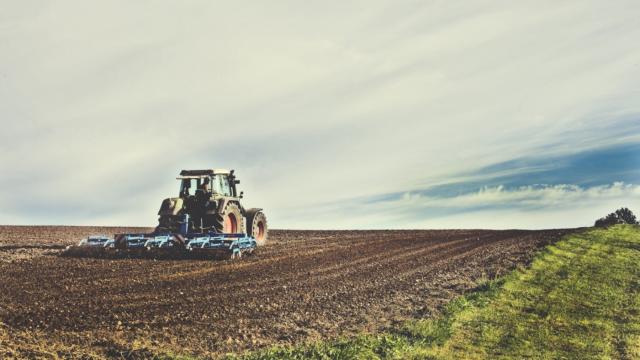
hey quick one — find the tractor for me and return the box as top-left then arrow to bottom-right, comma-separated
155,169 -> 268,245
61,168 -> 268,259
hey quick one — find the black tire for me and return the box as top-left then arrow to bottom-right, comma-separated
247,210 -> 268,245
212,203 -> 244,234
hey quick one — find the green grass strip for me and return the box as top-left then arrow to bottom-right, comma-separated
222,225 -> 640,360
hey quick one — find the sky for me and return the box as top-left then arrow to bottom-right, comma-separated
1,0 -> 639,229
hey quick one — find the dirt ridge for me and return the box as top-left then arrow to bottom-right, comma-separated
0,226 -> 573,358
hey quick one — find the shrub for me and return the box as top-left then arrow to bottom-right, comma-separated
595,207 -> 639,227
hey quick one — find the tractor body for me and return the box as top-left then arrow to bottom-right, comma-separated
60,168 -> 268,260
156,169 -> 268,244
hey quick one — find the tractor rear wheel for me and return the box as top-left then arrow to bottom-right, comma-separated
213,203 -> 244,234
247,210 -> 268,245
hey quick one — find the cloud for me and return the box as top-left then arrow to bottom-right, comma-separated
341,140 -> 640,209
291,182 -> 640,230
287,141 -> 640,229
0,1 -> 639,228
399,182 -> 640,210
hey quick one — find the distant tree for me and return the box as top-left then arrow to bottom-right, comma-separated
615,207 -> 638,225
594,207 -> 639,227
595,213 -> 621,227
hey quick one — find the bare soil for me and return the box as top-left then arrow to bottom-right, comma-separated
0,226 -> 574,359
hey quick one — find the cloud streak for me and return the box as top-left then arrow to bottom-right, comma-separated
291,182 -> 640,230
398,182 -> 640,210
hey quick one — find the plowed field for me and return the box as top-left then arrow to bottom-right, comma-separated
0,226 -> 573,359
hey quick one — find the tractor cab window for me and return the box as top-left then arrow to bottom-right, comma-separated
180,178 -> 196,196
212,174 -> 232,197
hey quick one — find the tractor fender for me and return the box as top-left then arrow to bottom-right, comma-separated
212,199 -> 243,215
245,208 -> 263,217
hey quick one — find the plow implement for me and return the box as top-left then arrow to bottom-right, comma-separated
188,234 -> 256,259
61,232 -> 257,260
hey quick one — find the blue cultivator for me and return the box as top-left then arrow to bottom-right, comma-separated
62,218 -> 258,260
188,233 -> 256,259
61,235 -> 114,257
62,232 -> 257,260
143,234 -> 176,248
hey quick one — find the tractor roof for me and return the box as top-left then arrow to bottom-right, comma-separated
179,169 -> 231,176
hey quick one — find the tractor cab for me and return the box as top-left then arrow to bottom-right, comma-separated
177,169 -> 238,199
177,176 -> 209,198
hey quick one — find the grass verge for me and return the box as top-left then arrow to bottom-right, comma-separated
225,225 -> 640,359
